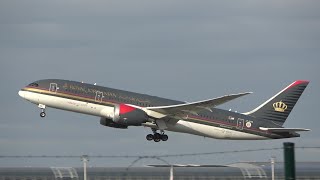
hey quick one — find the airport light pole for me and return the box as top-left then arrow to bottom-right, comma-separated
170,165 -> 173,180
271,156 -> 275,180
81,155 -> 89,180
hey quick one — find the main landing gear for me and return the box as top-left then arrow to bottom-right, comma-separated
146,129 -> 168,142
38,104 -> 46,118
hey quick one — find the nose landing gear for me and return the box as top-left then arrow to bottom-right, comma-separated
38,104 -> 46,118
146,129 -> 168,142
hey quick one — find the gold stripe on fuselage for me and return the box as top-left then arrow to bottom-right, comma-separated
23,87 -> 116,107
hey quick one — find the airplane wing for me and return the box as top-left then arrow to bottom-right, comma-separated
259,127 -> 311,132
146,92 -> 252,116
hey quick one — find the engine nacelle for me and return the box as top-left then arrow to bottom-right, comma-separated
100,118 -> 128,129
102,104 -> 148,126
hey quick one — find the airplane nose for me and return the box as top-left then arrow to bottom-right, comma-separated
18,90 -> 25,98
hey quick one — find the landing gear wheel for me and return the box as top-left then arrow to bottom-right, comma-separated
147,129 -> 168,142
153,133 -> 161,142
161,134 -> 168,141
146,134 -> 154,141
40,112 -> 46,118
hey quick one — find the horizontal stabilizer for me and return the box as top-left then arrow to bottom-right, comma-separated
259,127 -> 311,132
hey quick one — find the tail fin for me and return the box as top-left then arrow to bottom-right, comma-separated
244,80 -> 309,126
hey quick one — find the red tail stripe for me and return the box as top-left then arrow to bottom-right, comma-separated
286,80 -> 309,91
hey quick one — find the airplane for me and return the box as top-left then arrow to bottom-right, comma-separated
18,79 -> 310,142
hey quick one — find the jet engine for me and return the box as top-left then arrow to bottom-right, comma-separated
102,104 -> 149,126
100,118 -> 128,129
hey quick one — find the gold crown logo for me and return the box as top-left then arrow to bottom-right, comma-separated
273,101 -> 287,112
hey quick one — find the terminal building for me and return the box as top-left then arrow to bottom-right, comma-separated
0,162 -> 319,180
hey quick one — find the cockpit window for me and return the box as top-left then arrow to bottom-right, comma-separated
28,83 -> 39,87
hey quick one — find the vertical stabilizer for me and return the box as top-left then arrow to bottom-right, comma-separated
244,80 -> 309,126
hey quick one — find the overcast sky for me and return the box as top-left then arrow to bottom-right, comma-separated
0,0 -> 319,167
